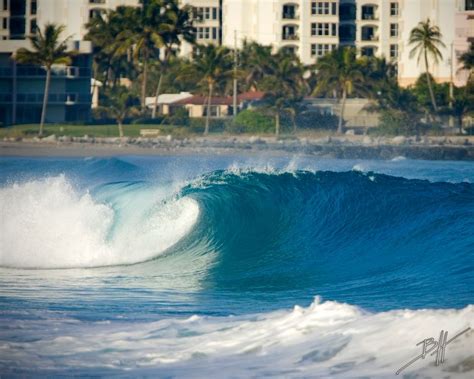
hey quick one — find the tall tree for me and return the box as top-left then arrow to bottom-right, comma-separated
151,0 -> 195,118
101,86 -> 140,138
85,8 -> 132,89
459,42 -> 474,82
188,45 -> 232,135
15,23 -> 72,137
116,0 -> 166,110
259,49 -> 307,136
313,47 -> 365,134
408,18 -> 446,113
239,41 -> 274,91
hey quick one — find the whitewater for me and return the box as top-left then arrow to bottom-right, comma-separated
0,155 -> 473,377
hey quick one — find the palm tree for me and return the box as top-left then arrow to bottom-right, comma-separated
408,18 -> 446,113
240,41 -> 274,91
85,8 -> 130,89
459,42 -> 474,82
101,86 -> 140,138
313,47 -> 365,134
14,23 -> 72,137
116,0 -> 166,110
189,45 -> 232,135
259,50 -> 307,136
151,0 -> 195,118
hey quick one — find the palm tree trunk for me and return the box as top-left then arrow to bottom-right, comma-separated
424,51 -> 438,113
39,68 -> 51,137
338,88 -> 347,134
141,51 -> 149,111
291,111 -> 297,133
275,111 -> 280,137
117,120 -> 124,138
152,50 -> 170,119
205,82 -> 213,135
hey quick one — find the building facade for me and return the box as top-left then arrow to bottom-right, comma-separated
0,0 -> 472,125
219,0 -> 473,87
0,0 -> 124,125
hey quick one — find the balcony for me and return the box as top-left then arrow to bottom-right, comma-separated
0,66 -> 91,78
361,5 -> 378,21
0,93 -> 92,104
282,25 -> 299,41
361,26 -> 378,42
282,33 -> 299,41
361,46 -> 378,57
283,11 -> 299,20
282,4 -> 299,20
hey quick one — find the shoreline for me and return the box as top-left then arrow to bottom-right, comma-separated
1,135 -> 474,160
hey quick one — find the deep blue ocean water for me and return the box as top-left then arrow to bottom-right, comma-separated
0,155 -> 473,377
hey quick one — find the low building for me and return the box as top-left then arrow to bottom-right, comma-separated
0,39 -> 92,126
304,97 -> 379,130
167,91 -> 265,118
170,94 -> 233,118
145,92 -> 193,114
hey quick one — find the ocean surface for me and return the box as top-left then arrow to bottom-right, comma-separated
0,154 -> 473,377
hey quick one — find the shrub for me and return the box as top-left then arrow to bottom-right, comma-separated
229,109 -> 274,133
371,109 -> 424,136
131,117 -> 165,125
295,112 -> 338,130
163,107 -> 190,126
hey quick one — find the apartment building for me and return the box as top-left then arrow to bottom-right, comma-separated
182,0 -> 222,45
0,0 -> 142,125
219,0 -> 473,87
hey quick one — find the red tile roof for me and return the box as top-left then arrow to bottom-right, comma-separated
238,91 -> 265,101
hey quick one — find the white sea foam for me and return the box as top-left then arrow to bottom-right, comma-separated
391,156 -> 407,162
0,176 -> 199,268
0,297 -> 472,377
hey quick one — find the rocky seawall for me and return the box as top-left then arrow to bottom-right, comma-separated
2,135 -> 474,160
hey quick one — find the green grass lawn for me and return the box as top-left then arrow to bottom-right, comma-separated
0,124 -> 184,138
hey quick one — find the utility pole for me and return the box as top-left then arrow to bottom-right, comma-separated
449,42 -> 454,108
233,30 -> 238,117
449,42 -> 454,128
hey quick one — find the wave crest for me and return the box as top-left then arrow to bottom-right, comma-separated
0,176 -> 199,269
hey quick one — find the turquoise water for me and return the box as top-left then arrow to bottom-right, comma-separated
0,155 -> 473,377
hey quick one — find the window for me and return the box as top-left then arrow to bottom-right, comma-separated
212,27 -> 218,40
31,0 -> 37,15
390,23 -> 398,37
2,18 -> 6,30
311,43 -> 335,57
89,9 -> 105,19
3,0 -> 7,11
203,105 -> 219,117
390,2 -> 399,16
466,0 -> 474,10
197,27 -> 210,40
311,2 -> 337,15
311,23 -> 337,36
390,44 -> 398,58
212,7 -> 218,20
29,18 -> 36,34
196,7 -> 210,20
